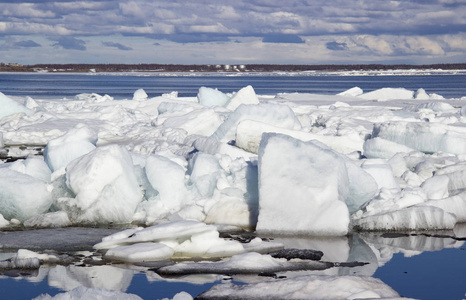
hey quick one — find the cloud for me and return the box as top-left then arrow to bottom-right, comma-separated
14,39 -> 41,47
262,34 -> 304,43
102,41 -> 132,50
51,36 -> 86,50
326,41 -> 348,51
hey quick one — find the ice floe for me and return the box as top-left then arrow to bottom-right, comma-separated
0,84 -> 465,236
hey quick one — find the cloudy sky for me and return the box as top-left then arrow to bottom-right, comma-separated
1,0 -> 466,65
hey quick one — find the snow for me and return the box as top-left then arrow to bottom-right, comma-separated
0,82 -> 465,235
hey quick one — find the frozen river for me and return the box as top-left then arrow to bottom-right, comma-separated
1,71 -> 466,299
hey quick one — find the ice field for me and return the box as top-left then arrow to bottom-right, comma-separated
1,74 -> 466,299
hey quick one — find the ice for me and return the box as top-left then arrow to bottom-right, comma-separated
33,286 -> 143,300
337,86 -> 363,97
372,121 -> 466,155
361,159 -> 400,192
363,137 -> 417,159
0,92 -> 32,120
0,213 -> 8,228
353,206 -> 456,231
235,119 -> 364,154
358,87 -> 415,101
145,155 -> 191,214
225,85 -> 260,110
105,242 -> 175,262
210,103 -> 301,143
95,221 -> 283,261
43,124 -> 97,173
256,133 -> 350,236
132,88 -> 148,101
421,192 -> 466,222
158,252 -> 332,275
23,211 -> 71,228
197,274 -> 400,299
57,145 -> 142,224
197,87 -> 230,107
0,80 -> 465,233
0,168 -> 52,221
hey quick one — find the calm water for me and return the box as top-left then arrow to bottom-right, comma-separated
1,72 -> 466,299
0,72 -> 465,99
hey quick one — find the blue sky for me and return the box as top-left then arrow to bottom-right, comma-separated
1,0 -> 465,65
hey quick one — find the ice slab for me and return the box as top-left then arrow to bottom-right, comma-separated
57,145 -> 142,224
353,206 -> 457,231
197,87 -> 230,107
372,121 -> 466,155
0,168 -> 52,221
210,103 -> 301,143
0,92 -> 32,120
235,119 -> 363,154
157,252 -> 333,275
197,274 -> 401,299
256,133 -> 350,236
226,85 -> 260,111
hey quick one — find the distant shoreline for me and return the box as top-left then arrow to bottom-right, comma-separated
1,63 -> 466,73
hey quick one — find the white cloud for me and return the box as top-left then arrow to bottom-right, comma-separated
0,3 -> 55,18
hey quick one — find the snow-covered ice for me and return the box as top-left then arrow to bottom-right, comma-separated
0,84 -> 465,235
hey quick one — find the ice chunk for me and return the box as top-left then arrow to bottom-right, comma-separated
0,92 -> 32,120
372,121 -> 466,155
235,119 -> 364,154
197,275 -> 400,299
361,159 -> 400,192
105,242 -> 174,262
354,206 -> 457,231
33,286 -> 143,300
0,213 -> 9,228
158,252 -> 332,275
192,136 -> 256,160
363,137 -> 417,159
133,88 -> 148,101
256,133 -> 350,236
43,124 -> 97,172
358,88 -> 415,101
0,168 -> 52,222
163,108 -> 223,136
188,153 -> 221,198
434,163 -> 466,194
420,192 -> 466,222
57,145 -> 142,224
226,85 -> 260,111
404,101 -> 455,112
23,211 -> 71,228
421,175 -> 449,200
197,87 -> 230,107
337,86 -> 363,97
210,103 -> 301,143
145,155 -> 190,213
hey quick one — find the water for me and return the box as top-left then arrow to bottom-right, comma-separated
0,72 -> 465,99
1,72 -> 466,299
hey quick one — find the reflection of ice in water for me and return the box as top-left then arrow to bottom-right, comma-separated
47,265 -> 134,292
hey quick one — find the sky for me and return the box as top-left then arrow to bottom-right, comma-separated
0,0 -> 466,65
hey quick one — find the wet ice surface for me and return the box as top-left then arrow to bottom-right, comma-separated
1,223 -> 466,299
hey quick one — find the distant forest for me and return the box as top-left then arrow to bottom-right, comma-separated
1,63 -> 466,73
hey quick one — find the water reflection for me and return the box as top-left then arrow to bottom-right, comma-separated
1,225 -> 465,299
